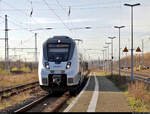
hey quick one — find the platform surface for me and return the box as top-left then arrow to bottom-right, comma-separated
64,72 -> 131,112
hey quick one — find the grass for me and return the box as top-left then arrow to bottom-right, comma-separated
0,70 -> 38,89
2,93 -> 11,98
109,76 -> 150,112
0,68 -> 10,76
127,80 -> 150,112
125,92 -> 149,112
0,86 -> 43,110
0,90 -> 31,110
0,65 -> 40,110
11,66 -> 31,73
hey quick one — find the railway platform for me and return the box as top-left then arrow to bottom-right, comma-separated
64,73 -> 131,112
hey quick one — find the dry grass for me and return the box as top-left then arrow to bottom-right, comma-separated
88,68 -> 110,76
0,70 -> 38,89
114,51 -> 150,72
0,90 -> 31,110
0,86 -> 44,110
127,80 -> 150,112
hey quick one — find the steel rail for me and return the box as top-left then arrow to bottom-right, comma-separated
14,94 -> 49,112
113,70 -> 150,84
0,81 -> 39,99
14,91 -> 70,112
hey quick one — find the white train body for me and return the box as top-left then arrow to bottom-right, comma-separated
38,36 -> 88,93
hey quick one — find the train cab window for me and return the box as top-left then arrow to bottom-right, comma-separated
47,43 -> 70,62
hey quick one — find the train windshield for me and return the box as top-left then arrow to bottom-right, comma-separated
47,43 -> 70,62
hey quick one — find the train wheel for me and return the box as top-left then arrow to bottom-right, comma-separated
69,85 -> 78,96
48,90 -> 53,95
69,90 -> 76,96
69,81 -> 81,96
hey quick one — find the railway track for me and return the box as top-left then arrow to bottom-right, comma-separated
114,69 -> 150,78
14,91 -> 70,112
0,70 -> 90,112
121,70 -> 150,78
13,73 -> 90,112
113,69 -> 150,84
0,81 -> 39,100
120,70 -> 150,80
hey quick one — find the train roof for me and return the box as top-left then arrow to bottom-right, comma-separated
45,36 -> 75,44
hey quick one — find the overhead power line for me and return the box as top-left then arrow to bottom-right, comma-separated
1,0 -> 50,35
55,0 -> 77,38
43,0 -> 73,35
55,0 -> 67,12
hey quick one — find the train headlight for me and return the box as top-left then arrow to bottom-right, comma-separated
66,62 -> 71,69
45,62 -> 50,69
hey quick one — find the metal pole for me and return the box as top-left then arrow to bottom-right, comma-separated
104,47 -> 108,72
103,50 -> 105,71
104,49 -> 106,72
119,28 -> 121,77
105,42 -> 111,73
108,46 -> 109,72
104,50 -> 106,72
5,15 -> 9,71
111,39 -> 113,76
114,26 -> 125,78
35,33 -> 37,63
101,50 -> 105,71
131,6 -> 134,80
124,3 -> 141,81
98,56 -> 100,69
108,37 -> 116,76
142,39 -> 144,66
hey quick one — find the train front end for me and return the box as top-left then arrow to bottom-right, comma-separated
38,36 -> 80,93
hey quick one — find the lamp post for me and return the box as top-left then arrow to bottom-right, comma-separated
114,26 -> 125,78
105,42 -> 111,72
124,3 -> 141,81
104,46 -> 109,72
103,49 -> 107,72
101,49 -> 105,71
108,36 -> 116,76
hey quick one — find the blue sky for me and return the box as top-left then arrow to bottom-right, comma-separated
0,0 -> 150,61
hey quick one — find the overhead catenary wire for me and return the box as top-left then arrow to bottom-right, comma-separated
0,0 -> 52,52
42,0 -> 73,35
2,0 -> 50,35
55,0 -> 67,13
0,0 -> 148,12
0,16 -> 38,62
54,0 -> 78,39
